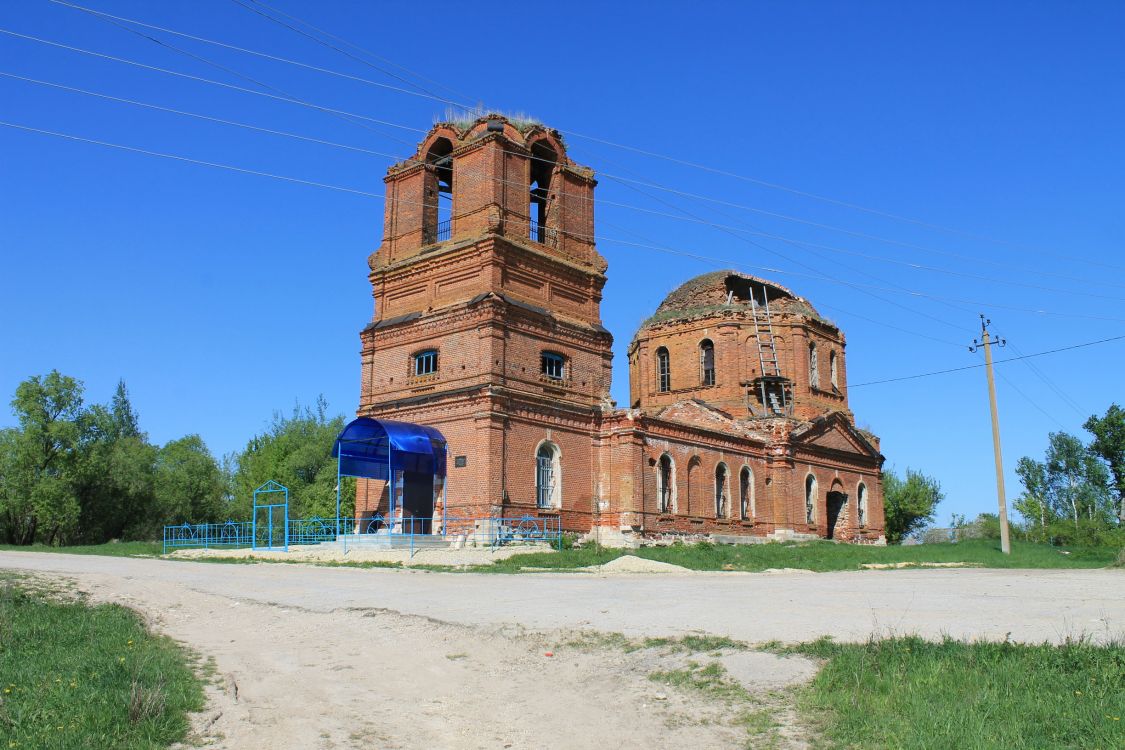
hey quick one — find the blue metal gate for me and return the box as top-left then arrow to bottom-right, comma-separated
252,480 -> 289,552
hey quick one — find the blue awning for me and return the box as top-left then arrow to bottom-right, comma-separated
332,417 -> 447,479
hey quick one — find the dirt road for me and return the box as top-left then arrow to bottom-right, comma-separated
2,552 -> 1122,749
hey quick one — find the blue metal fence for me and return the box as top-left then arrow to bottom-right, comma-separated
162,514 -> 563,554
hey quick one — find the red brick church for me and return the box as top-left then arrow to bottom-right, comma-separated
353,114 -> 885,544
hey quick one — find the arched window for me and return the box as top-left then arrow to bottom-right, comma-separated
805,474 -> 817,524
809,343 -> 819,389
857,482 -> 868,527
541,351 -> 566,381
413,349 -> 438,376
657,453 -> 675,513
529,140 -> 557,245
685,457 -> 700,516
536,442 -> 561,508
740,466 -> 754,519
699,339 -> 715,386
423,137 -> 453,244
715,463 -> 729,518
656,347 -> 671,393
830,351 -> 839,390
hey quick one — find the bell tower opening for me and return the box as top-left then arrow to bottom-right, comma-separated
529,139 -> 557,245
424,137 -> 454,244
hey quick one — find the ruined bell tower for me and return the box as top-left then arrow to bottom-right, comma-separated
356,114 -> 614,523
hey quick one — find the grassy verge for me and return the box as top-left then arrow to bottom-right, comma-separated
784,636 -> 1125,749
482,537 -> 1119,573
0,573 -> 205,749
2,537 -> 1118,573
0,541 -> 163,557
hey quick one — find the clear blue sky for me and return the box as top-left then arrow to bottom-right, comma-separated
2,1 -> 1123,526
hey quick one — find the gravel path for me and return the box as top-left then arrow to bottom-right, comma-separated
1,552 -> 1122,749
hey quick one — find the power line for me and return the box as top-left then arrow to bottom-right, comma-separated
599,157 -> 973,334
7,114 -> 1125,410
0,63 -> 1092,314
600,166 -> 971,342
49,0 -> 466,107
1001,339 -> 1088,418
42,1 -> 414,152
45,0 -> 1125,274
0,120 -> 383,198
10,25 -> 1125,301
596,172 -> 1125,290
600,219 -> 965,348
603,173 -> 1125,292
245,0 -> 472,98
846,334 -> 1125,388
598,236 -> 1125,323
6,114 -> 1125,326
0,71 -> 403,158
228,0 -> 468,103
226,0 -> 1102,261
996,368 -> 1068,430
0,29 -> 426,135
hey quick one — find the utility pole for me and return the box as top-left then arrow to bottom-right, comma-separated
970,315 -> 1011,554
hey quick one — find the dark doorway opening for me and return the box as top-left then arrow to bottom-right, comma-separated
826,491 -> 847,539
401,470 -> 434,534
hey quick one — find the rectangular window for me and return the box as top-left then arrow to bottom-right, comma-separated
541,352 -> 565,380
414,350 -> 438,376
657,349 -> 671,393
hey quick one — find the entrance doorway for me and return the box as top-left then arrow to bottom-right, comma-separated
826,491 -> 847,539
401,471 -> 434,534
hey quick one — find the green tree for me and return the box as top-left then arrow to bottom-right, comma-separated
882,468 -> 944,544
230,398 -> 354,520
1014,456 -> 1052,542
1043,432 -> 1113,531
73,381 -> 157,543
153,435 -> 225,530
1084,404 -> 1125,521
0,371 -> 85,544
1014,430 -> 1119,546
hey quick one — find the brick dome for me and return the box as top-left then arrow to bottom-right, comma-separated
638,270 -> 827,335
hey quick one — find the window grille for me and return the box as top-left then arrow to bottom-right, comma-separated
657,348 -> 671,392
536,445 -> 556,508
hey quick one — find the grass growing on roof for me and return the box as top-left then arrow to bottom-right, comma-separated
783,635 -> 1125,749
0,573 -> 205,749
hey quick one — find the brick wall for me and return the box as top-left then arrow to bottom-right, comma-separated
353,116 -> 885,543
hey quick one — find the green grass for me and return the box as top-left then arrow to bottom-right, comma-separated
647,659 -> 784,745
0,574 -> 205,749
650,660 -> 749,702
784,636 -> 1125,749
484,537 -> 1120,573
562,630 -> 748,654
0,541 -> 163,557
4,537 -> 1118,575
